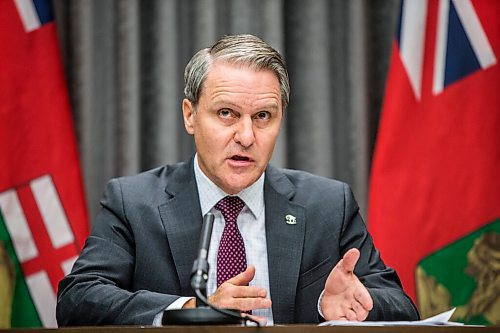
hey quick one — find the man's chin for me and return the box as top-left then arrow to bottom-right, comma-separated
222,176 -> 260,195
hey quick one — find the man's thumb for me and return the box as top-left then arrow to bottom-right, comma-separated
227,265 -> 256,286
341,248 -> 360,274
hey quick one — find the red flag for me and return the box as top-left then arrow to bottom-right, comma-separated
369,0 -> 500,324
0,0 -> 89,327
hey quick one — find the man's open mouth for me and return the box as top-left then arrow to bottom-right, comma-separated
231,155 -> 251,161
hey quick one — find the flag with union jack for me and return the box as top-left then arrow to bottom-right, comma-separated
368,0 -> 500,325
0,0 -> 89,328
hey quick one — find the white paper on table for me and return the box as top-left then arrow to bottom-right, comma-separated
319,308 -> 468,327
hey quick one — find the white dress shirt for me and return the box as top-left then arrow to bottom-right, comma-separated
194,154 -> 274,324
158,155 -> 274,325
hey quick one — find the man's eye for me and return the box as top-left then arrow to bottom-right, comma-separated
255,111 -> 271,120
218,109 -> 232,118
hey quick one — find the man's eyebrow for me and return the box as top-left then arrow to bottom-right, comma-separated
259,103 -> 280,111
212,100 -> 239,108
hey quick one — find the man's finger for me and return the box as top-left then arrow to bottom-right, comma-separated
352,300 -> 362,313
352,300 -> 369,321
355,308 -> 369,321
236,296 -> 272,311
215,291 -> 271,311
345,308 -> 357,321
227,265 -> 256,286
341,248 -> 360,274
211,288 -> 271,311
230,285 -> 268,298
355,286 -> 373,311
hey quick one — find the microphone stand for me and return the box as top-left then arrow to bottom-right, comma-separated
162,213 -> 255,326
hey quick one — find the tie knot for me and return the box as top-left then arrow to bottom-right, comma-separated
214,196 -> 245,224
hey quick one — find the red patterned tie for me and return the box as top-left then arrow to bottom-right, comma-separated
215,196 -> 247,287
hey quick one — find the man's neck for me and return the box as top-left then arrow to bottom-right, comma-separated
193,153 -> 265,218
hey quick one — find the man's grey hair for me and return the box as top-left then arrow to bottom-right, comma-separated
184,34 -> 290,109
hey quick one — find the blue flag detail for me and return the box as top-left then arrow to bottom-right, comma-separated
33,0 -> 54,25
444,1 -> 481,88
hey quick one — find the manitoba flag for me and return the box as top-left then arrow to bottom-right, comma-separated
0,0 -> 89,328
369,0 -> 500,325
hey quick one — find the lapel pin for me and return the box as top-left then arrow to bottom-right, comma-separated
285,214 -> 297,225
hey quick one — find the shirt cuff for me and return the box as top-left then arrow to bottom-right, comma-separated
317,289 -> 325,319
152,297 -> 195,326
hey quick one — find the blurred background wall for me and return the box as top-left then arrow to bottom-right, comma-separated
52,0 -> 400,222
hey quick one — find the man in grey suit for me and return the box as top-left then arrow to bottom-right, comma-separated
57,34 -> 418,326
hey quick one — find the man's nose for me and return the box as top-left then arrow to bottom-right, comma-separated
234,116 -> 255,148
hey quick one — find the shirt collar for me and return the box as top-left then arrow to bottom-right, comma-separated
194,153 -> 265,219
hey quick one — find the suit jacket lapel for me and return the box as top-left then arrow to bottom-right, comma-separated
158,159 -> 203,295
265,166 -> 306,324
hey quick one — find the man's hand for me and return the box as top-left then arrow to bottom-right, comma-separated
206,265 -> 271,325
209,265 -> 270,309
321,248 -> 373,321
182,265 -> 270,324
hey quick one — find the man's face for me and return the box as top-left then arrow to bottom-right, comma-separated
183,61 -> 283,194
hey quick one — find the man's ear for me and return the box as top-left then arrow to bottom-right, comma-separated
182,99 -> 195,135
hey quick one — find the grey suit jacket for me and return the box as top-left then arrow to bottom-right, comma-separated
56,158 -> 418,325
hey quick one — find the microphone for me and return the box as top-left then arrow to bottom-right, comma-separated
191,212 -> 214,302
162,212 -> 258,326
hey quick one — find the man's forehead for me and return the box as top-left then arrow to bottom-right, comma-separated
196,61 -> 284,110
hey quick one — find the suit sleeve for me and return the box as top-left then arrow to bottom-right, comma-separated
56,179 -> 179,326
339,183 -> 419,321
